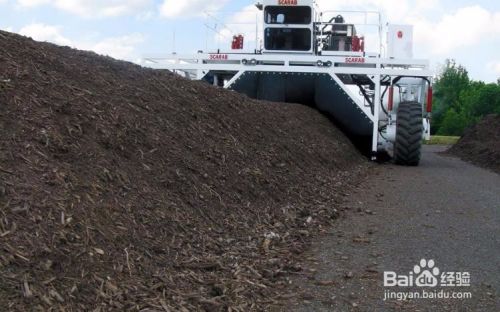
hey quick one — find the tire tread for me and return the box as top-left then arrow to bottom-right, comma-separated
394,101 -> 423,166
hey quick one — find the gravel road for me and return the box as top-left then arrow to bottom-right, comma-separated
290,145 -> 499,311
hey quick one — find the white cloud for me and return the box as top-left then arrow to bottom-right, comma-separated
159,0 -> 230,18
17,23 -> 144,60
489,61 -> 500,75
16,0 -> 152,18
410,6 -> 500,55
19,23 -> 72,45
315,0 -> 441,23
1,26 -> 14,32
17,0 -> 47,6
90,33 -> 145,60
136,10 -> 155,21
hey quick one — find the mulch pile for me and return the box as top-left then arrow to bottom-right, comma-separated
0,30 -> 367,311
449,114 -> 500,173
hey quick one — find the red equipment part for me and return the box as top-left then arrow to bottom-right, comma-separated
388,85 -> 394,111
231,35 -> 244,50
352,36 -> 358,51
426,86 -> 433,113
352,36 -> 360,52
352,36 -> 365,52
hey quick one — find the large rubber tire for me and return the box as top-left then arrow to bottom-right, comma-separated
394,101 -> 423,166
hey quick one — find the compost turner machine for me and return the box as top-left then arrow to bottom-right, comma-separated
146,0 -> 434,165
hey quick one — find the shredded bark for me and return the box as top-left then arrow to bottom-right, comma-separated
449,114 -> 500,173
0,30 -> 368,311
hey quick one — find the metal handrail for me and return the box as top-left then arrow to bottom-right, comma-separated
319,10 -> 382,54
203,10 -> 262,51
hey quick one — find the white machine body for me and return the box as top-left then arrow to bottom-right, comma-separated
145,1 -> 433,162
387,24 -> 414,59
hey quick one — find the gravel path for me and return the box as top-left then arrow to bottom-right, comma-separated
290,145 -> 500,311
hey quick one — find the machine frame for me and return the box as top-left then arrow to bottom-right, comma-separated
145,1 -> 433,161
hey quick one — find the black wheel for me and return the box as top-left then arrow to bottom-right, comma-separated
394,101 -> 423,166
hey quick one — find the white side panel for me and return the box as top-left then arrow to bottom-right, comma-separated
387,25 -> 413,59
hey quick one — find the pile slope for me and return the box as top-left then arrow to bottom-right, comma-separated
0,30 -> 366,310
449,114 -> 500,173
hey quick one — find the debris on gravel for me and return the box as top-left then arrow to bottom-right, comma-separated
0,30 -> 367,310
449,114 -> 500,173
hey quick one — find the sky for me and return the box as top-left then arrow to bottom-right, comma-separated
0,0 -> 499,82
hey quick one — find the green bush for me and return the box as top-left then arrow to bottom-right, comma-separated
432,59 -> 500,136
437,109 -> 468,136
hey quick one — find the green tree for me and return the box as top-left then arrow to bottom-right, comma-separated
432,59 -> 470,134
438,108 -> 468,136
430,60 -> 499,135
465,83 -> 500,117
458,81 -> 484,124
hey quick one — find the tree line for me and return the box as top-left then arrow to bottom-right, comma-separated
431,59 -> 500,136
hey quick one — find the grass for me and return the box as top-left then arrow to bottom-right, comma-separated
424,135 -> 461,145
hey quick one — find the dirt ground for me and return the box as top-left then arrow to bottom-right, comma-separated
289,145 -> 499,311
449,114 -> 500,173
0,30 -> 369,310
